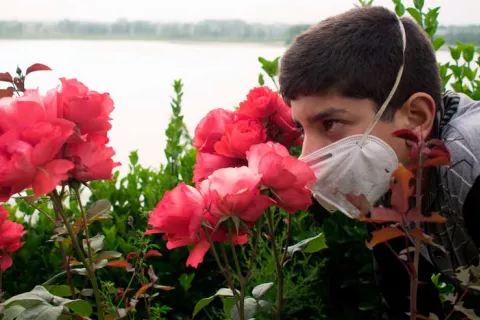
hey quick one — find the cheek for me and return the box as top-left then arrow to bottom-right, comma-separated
370,123 -> 410,164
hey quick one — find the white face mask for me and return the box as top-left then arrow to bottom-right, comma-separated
299,17 -> 407,219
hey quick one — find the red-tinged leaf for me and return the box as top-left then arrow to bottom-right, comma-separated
0,87 -> 14,98
106,260 -> 129,268
367,227 -> 405,248
126,252 -> 138,261
153,284 -> 175,291
345,193 -> 370,216
359,207 -> 402,223
0,72 -> 13,83
427,139 -> 449,153
145,249 -> 162,258
406,208 -> 447,223
409,228 -> 447,253
423,156 -> 451,168
390,165 -> 415,213
392,129 -> 419,143
25,63 -> 52,75
135,283 -> 153,298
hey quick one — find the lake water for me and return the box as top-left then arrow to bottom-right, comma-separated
0,40 -> 452,173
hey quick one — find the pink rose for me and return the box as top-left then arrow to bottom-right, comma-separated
0,119 -> 75,200
214,118 -> 267,158
164,213 -> 248,268
0,206 -> 26,271
0,90 -> 57,132
193,108 -> 236,153
193,152 -> 244,183
247,142 -> 315,212
267,98 -> 303,148
44,78 -> 114,139
146,182 -> 205,240
238,86 -> 278,119
65,139 -> 120,182
199,166 -> 274,223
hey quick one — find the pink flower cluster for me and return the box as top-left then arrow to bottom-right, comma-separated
146,86 -> 315,268
0,206 -> 26,271
0,78 -> 120,201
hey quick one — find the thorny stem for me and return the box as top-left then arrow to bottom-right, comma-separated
28,201 -> 76,298
267,207 -> 283,319
220,242 -> 244,320
281,216 -> 293,266
246,218 -> 262,282
202,226 -> 241,316
228,225 -> 245,320
50,190 -> 105,320
73,187 -> 94,264
410,140 -> 425,320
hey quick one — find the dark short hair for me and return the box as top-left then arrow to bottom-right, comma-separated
279,6 -> 442,120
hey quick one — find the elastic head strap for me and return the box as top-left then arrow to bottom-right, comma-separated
359,16 -> 407,146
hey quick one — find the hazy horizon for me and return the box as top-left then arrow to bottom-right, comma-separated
3,0 -> 479,25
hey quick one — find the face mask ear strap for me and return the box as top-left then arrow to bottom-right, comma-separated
359,16 -> 407,147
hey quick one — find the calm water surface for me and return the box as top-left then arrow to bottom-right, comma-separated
0,40 -> 452,173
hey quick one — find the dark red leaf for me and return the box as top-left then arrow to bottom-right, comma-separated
392,129 -> 419,143
126,252 -> 138,261
0,72 -> 13,83
145,249 -> 162,258
367,227 -> 405,248
25,63 -> 52,76
0,88 -> 14,98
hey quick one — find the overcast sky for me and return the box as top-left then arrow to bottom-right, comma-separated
1,0 -> 479,25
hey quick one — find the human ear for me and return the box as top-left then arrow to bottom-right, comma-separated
400,92 -> 436,139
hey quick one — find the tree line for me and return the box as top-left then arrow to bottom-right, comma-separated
0,19 -> 478,45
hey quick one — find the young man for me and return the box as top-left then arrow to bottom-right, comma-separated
279,6 -> 480,319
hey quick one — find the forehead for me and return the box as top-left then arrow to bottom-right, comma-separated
290,94 -> 377,122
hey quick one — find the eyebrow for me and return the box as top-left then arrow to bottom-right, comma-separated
292,108 -> 348,127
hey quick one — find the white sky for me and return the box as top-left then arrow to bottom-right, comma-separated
1,0 -> 479,25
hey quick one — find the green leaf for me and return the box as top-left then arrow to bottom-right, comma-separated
258,73 -> 265,86
304,233 -> 328,253
432,38 -> 445,51
44,285 -> 79,297
287,233 -> 328,256
394,3 -> 405,17
252,282 -> 274,299
413,0 -> 424,10
406,8 -> 422,26
86,234 -> 105,253
449,46 -> 462,61
230,297 -> 257,320
63,300 -> 93,317
1,305 -> 25,320
16,303 -> 63,320
94,250 -> 122,262
222,297 -> 235,318
358,301 -> 377,311
192,288 -> 237,319
86,199 -> 111,220
1,286 -> 52,309
462,43 -> 475,62
129,150 -> 139,166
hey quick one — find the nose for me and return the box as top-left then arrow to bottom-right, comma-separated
299,134 -> 329,159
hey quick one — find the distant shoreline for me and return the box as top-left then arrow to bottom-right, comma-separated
0,36 -> 457,50
0,35 -> 286,46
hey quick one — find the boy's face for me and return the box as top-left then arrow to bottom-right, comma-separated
291,93 -> 415,165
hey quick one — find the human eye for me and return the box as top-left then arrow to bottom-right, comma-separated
323,119 -> 343,132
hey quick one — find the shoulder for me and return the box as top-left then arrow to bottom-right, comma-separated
440,93 -> 480,213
